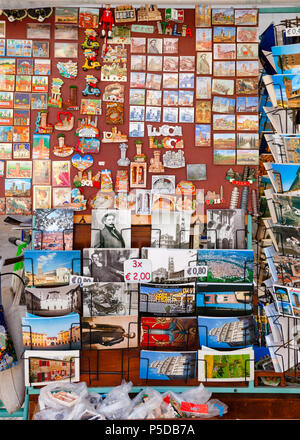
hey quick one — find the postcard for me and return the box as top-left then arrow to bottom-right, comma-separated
5,178 -> 31,197
198,315 -> 255,348
140,317 -> 198,349
14,110 -> 30,126
179,107 -> 194,123
235,9 -> 258,25
213,26 -> 235,43
6,160 -> 32,178
213,133 -> 235,149
237,133 -> 259,149
13,142 -> 29,159
53,187 -> 71,208
179,90 -> 194,107
196,28 -> 212,52
32,134 -> 50,160
236,78 -> 258,95
131,54 -> 146,71
82,315 -> 138,350
146,90 -> 161,106
32,160 -> 50,185
163,90 -> 178,106
264,245 -> 300,286
55,7 -> 78,23
214,43 -> 235,60
195,124 -> 211,147
17,59 -> 33,75
55,24 -> 78,40
163,73 -> 178,89
130,72 -> 146,88
146,106 -> 161,122
0,305 -> 17,372
32,76 -> 48,93
0,109 -> 13,125
33,185 -> 51,210
27,23 -> 51,39
24,350 -> 80,387
214,60 -> 235,77
163,38 -> 178,54
22,312 -> 81,350
198,347 -> 254,382
271,224 -> 300,257
0,58 -> 15,75
7,39 -> 32,57
237,27 -> 259,43
236,149 -> 259,165
24,249 -> 81,287
197,249 -> 254,283
213,114 -> 235,131
0,74 -> 14,91
131,37 -> 146,53
151,210 -> 191,249
195,5 -> 211,27
163,56 -> 178,72
147,55 -> 162,71
272,193 -> 300,226
207,208 -> 246,249
283,136 -> 300,163
179,56 -> 195,72
32,208 -> 73,251
272,43 -> 300,75
236,96 -> 258,112
31,93 -> 49,110
82,282 -> 138,317
140,350 -> 197,380
6,197 -> 31,215
145,73 -> 161,90
272,285 -> 300,318
54,42 -> 77,58
236,115 -> 258,131
79,7 -> 99,28
196,76 -> 211,99
212,8 -> 234,25
32,41 -> 49,58
0,92 -> 13,108
91,208 -> 131,248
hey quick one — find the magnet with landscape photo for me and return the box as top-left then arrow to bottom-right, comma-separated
146,106 -> 161,123
32,133 -> 50,160
150,210 -> 191,249
6,160 -> 32,179
129,89 -> 145,106
213,114 -> 235,131
54,42 -> 78,58
145,73 -> 161,90
214,43 -> 236,60
6,197 -> 31,215
236,78 -> 258,94
237,27 -> 259,43
214,60 -> 235,77
179,55 -> 195,71
130,54 -> 146,71
0,92 -> 13,108
131,37 -> 146,53
163,38 -> 178,54
213,133 -> 236,149
179,107 -> 194,123
236,114 -> 259,131
130,72 -> 146,88
212,8 -> 235,25
196,76 -> 211,99
234,9 -> 258,25
212,96 -> 235,113
54,24 -> 78,40
147,55 -> 162,71
32,160 -> 50,185
196,52 -> 212,74
195,28 -> 212,52
214,149 -> 236,165
163,56 -> 179,72
17,59 -> 33,75
163,73 -> 178,89
82,282 -> 138,317
236,96 -> 258,112
5,178 -> 31,197
140,350 -> 197,380
0,109 -> 13,125
146,90 -> 161,106
236,60 -> 259,77
26,23 -> 51,40
79,7 -> 99,28
195,5 -> 211,27
213,26 -> 236,43
195,124 -> 211,147
179,90 -> 194,107
163,90 -> 178,106
0,58 -> 15,75
237,43 -> 258,59
197,283 -> 253,314
163,107 -> 178,124
236,149 -> 259,165
55,7 -> 78,23
237,133 -> 259,149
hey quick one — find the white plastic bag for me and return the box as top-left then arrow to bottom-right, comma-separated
38,382 -> 88,411
128,388 -> 163,419
98,381 -> 133,420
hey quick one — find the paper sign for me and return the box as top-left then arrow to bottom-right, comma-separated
124,259 -> 152,283
286,27 -> 300,36
70,275 -> 94,285
184,265 -> 207,278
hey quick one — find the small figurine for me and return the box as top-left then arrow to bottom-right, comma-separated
99,4 -> 115,38
53,134 -> 73,157
149,150 -> 164,173
75,116 -> 100,138
102,126 -> 128,143
117,143 -> 130,166
34,111 -> 53,134
82,75 -> 101,97
82,49 -> 101,71
133,139 -> 146,162
81,28 -> 100,51
63,85 -> 79,111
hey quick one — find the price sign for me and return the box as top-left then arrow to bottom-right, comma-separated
70,275 -> 94,286
124,259 -> 152,283
286,27 -> 300,36
184,265 -> 207,278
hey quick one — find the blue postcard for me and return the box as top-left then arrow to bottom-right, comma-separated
198,315 -> 255,349
272,74 -> 300,108
140,283 -> 195,315
272,43 -> 300,74
270,163 -> 300,194
196,283 -> 253,313
24,250 -> 81,287
140,350 -> 197,380
236,96 -> 258,113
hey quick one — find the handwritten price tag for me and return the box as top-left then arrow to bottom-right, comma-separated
123,259 -> 152,283
184,265 -> 207,278
70,275 -> 94,286
286,27 -> 300,36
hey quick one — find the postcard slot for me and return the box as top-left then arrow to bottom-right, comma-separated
31,228 -> 45,250
90,227 -> 131,245
198,324 -> 209,348
197,285 -> 254,316
126,349 -> 140,382
272,83 -> 286,110
24,285 -> 80,316
62,228 -> 74,250
70,322 -> 81,350
206,229 -> 217,249
126,320 -> 138,350
150,228 -> 162,247
0,272 -> 25,303
94,348 -> 125,382
79,353 -> 93,385
273,138 -> 288,162
22,322 -> 81,351
126,287 -> 135,315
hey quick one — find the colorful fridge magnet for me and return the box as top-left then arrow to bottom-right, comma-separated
57,60 -> 78,78
115,169 -> 129,192
89,191 -> 114,209
102,126 -> 127,143
72,153 -> 93,171
54,111 -> 75,131
105,102 -> 124,124
48,77 -> 64,108
34,110 -> 53,134
137,5 -> 162,21
114,5 -> 136,23
101,44 -> 127,63
53,134 -> 73,157
99,4 -> 114,38
103,83 -> 124,102
176,180 -> 196,195
70,187 -> 87,211
117,143 -> 130,166
63,85 -> 79,111
133,139 -> 146,162
82,75 -> 101,97
3,9 -> 28,22
27,8 -> 53,22
73,169 -> 100,188
101,63 -> 127,82
75,116 -> 100,138
100,169 -> 114,192
130,162 -> 147,188
75,137 -> 100,154
82,49 -> 101,71
80,98 -> 102,116
81,28 -> 100,51
149,150 -> 164,173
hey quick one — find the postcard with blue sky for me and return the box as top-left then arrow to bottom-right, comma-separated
140,350 -> 197,380
272,43 -> 300,74
272,74 -> 300,108
198,315 -> 255,349
271,163 -> 300,193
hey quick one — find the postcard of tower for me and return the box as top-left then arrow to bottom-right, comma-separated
140,350 -> 197,380
198,315 -> 255,349
150,210 -> 191,249
82,248 -> 139,282
272,43 -> 300,74
24,284 -> 81,317
82,315 -> 138,350
268,163 -> 300,196
197,249 -> 254,284
82,282 -> 138,317
196,283 -> 253,315
206,209 -> 246,249
91,208 -> 131,249
32,208 -> 74,251
139,283 -> 196,315
140,316 -> 198,349
272,74 -> 300,108
141,248 -> 198,283
198,347 -> 254,382
22,312 -> 81,350
24,350 -> 80,387
24,250 -> 81,287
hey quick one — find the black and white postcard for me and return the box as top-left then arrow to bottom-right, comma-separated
206,209 -> 246,249
91,209 -> 131,248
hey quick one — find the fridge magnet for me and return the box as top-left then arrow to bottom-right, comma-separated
0,143 -> 12,159
55,24 -> 79,41
152,175 -> 175,194
32,133 -> 50,159
52,160 -> 71,187
212,8 -> 234,25
101,44 -> 127,63
146,90 -> 161,106
212,96 -> 235,113
27,7 -> 53,22
17,59 -> 33,75
102,126 -> 127,143
115,169 -> 129,192
33,185 -> 51,210
32,160 -> 50,185
237,43 -> 258,59
195,124 -> 211,147
81,28 -> 100,52
129,122 -> 144,138
6,160 -> 32,179
89,191 -> 114,209
48,77 -> 64,108
6,39 -> 32,57
72,153 -> 93,172
54,111 -> 75,131
0,58 -> 15,75
213,114 -> 235,131
213,26 -> 236,43
0,74 -> 14,91
31,93 -> 47,110
13,126 -> 30,143
75,116 -> 100,138
163,107 -> 178,124
163,150 -> 185,169
103,83 -> 124,102
135,189 -> 152,215
54,42 -> 78,58
145,106 -> 160,123
70,188 -> 87,211
5,178 -> 31,197
53,187 -> 72,208
100,169 -> 114,192
179,107 -> 194,123
101,63 -> 127,81
163,90 -> 178,106
196,76 -> 211,99
0,40 -> 5,57
26,23 -> 51,39
0,92 -> 13,108
73,169 -> 100,188
236,114 -> 259,131
196,52 -> 212,75
237,133 -> 259,149
130,54 -> 146,71
212,78 -> 234,95
235,9 -> 258,26
152,193 -> 176,211
75,137 -> 100,154
214,43 -> 236,60
195,28 -> 212,51
149,150 -> 164,173
117,142 -> 130,166
179,55 -> 195,72
55,7 -> 78,24
0,161 -> 4,177
149,136 -> 184,149
14,109 -> 29,126
64,85 -> 79,111
186,164 -> 207,181
79,7 -> 99,28
32,41 -> 49,58
99,4 -> 114,37
0,109 -> 13,125
237,27 -> 259,43
81,99 -> 102,116
236,149 -> 259,165
214,149 -> 236,165
31,75 -> 48,93
195,5 -> 211,27
106,102 -> 124,124
13,143 -> 30,159
236,78 -> 258,95
196,101 -> 211,123
110,25 -> 131,44
114,5 -> 136,23
145,73 -> 162,90
34,110 -> 53,134
0,126 -> 13,142
147,55 -> 163,71
163,56 -> 178,72
130,162 -> 147,188
131,37 -> 146,53
130,72 -> 146,88
133,139 -> 147,162
6,197 -> 31,214
137,4 -> 161,21
0,21 -> 5,38
82,75 -> 101,97
34,59 -> 51,76
236,97 -> 258,112
57,60 -> 77,79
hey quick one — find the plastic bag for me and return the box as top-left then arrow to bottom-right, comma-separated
70,401 -> 106,420
33,408 -> 72,420
38,382 -> 89,411
128,388 -> 163,419
98,381 -> 133,420
85,392 -> 103,411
